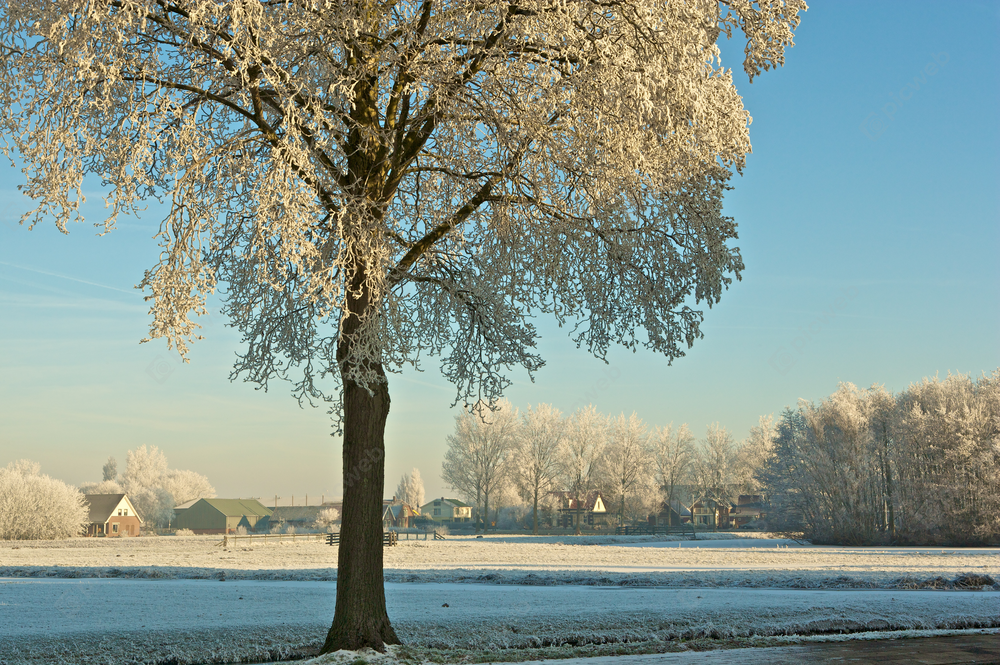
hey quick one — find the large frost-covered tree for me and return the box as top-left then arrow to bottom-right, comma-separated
0,461 -> 89,540
513,403 -> 564,533
694,423 -> 739,527
102,457 -> 118,483
81,446 -> 216,526
394,467 -> 425,507
0,0 -> 805,650
649,422 -> 695,524
442,398 -> 519,531
605,412 -> 651,526
561,405 -> 608,534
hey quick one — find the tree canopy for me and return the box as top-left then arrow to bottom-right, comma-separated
0,0 -> 806,651
1,0 -> 804,413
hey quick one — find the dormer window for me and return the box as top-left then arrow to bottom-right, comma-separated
123,509 -> 128,516
118,509 -> 122,516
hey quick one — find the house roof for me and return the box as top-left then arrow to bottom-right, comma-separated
198,498 -> 272,518
384,504 -> 420,520
548,491 -> 605,511
173,498 -> 199,511
84,494 -> 129,523
661,499 -> 692,517
421,497 -> 469,510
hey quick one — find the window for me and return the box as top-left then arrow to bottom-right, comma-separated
433,508 -> 440,516
117,509 -> 122,516
123,509 -> 128,516
112,524 -> 119,533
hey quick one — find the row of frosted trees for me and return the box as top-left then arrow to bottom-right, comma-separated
762,371 -> 1000,545
0,446 -> 216,539
441,402 -> 770,533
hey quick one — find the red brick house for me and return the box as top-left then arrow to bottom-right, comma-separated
84,494 -> 143,537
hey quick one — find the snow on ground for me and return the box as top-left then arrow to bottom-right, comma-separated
1,534 -> 997,664
1,533 -> 997,591
1,579 -> 997,664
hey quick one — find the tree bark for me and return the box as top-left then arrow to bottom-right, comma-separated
532,488 -> 539,535
322,370 -> 400,652
484,490 -> 490,533
574,489 -> 582,535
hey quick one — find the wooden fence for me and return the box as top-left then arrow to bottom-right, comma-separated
383,530 -> 447,541
218,532 -> 327,547
326,531 -> 398,547
219,529 -> 450,548
615,524 -> 698,539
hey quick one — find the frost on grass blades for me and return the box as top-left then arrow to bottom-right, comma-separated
1,537 -> 998,665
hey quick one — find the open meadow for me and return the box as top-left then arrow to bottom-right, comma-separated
3,532 -> 999,588
1,533 -> 997,664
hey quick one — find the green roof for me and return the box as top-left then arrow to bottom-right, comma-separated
200,498 -> 272,517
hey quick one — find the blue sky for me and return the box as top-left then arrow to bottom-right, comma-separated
1,1 -> 997,503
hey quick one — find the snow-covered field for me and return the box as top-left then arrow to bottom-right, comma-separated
1,534 -> 997,664
2,533 -> 997,590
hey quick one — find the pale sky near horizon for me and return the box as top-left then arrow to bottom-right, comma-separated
1,1 -> 997,504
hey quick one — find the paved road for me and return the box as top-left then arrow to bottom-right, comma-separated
505,635 -> 1000,664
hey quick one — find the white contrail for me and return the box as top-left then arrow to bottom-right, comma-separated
0,260 -> 135,295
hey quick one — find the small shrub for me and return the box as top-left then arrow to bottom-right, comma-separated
235,525 -> 248,536
174,528 -> 194,536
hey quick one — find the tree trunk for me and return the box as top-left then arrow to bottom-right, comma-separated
484,490 -> 490,533
532,488 -> 539,535
321,370 -> 400,652
574,489 -> 582,535
475,487 -> 482,533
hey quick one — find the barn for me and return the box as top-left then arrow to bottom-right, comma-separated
173,498 -> 272,534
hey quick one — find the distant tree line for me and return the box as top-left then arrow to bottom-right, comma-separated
441,369 -> 999,546
762,371 -> 1000,546
0,446 -> 216,540
441,401 -> 767,534
80,445 -> 216,528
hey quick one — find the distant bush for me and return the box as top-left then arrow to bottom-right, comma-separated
0,460 -> 88,540
235,525 -> 248,535
174,528 -> 194,536
314,507 -> 340,531
433,524 -> 449,537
